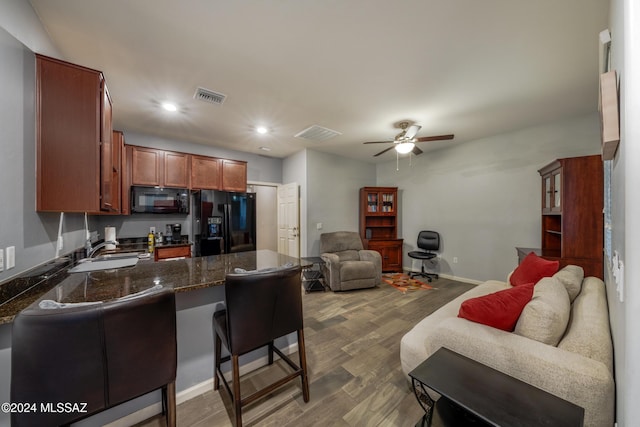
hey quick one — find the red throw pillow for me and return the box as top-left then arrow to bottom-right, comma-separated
510,252 -> 560,286
458,283 -> 535,331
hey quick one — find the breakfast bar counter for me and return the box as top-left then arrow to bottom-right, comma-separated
0,250 -> 306,324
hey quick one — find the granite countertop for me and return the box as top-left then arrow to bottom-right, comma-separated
0,249 -> 306,324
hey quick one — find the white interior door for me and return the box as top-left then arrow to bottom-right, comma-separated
250,184 -> 278,251
277,182 -> 300,257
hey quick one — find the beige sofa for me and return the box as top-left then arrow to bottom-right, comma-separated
400,266 -> 614,427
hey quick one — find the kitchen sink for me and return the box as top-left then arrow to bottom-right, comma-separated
68,253 -> 140,273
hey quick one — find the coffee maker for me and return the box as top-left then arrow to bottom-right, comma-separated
165,223 -> 182,243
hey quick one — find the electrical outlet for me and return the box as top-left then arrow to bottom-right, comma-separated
316,223 -> 323,230
453,257 -> 459,264
150,226 -> 156,234
0,248 -> 4,272
6,246 -> 15,270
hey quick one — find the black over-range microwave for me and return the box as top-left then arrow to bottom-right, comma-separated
131,186 -> 189,214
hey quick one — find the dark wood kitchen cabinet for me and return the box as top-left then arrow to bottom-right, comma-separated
129,146 -> 246,191
130,146 -> 190,188
221,159 -> 247,192
191,155 -> 221,189
36,54 -> 114,212
107,130 -> 124,213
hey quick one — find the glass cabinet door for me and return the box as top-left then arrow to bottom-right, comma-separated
553,172 -> 561,209
366,192 -> 379,213
544,176 -> 551,211
381,192 -> 395,213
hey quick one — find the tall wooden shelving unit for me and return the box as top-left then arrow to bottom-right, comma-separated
359,187 -> 403,272
522,155 -> 604,279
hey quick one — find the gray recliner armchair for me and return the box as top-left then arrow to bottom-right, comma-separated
320,231 -> 382,291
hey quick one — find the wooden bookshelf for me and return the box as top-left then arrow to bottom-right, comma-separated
536,155 -> 604,278
360,187 -> 403,272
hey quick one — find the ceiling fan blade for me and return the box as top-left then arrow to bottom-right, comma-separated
412,146 -> 423,156
404,124 -> 421,140
414,134 -> 455,142
373,146 -> 396,157
363,140 -> 394,144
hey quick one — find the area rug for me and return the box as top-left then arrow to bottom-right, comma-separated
383,273 -> 434,293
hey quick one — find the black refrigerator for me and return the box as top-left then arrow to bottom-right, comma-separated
192,190 -> 257,256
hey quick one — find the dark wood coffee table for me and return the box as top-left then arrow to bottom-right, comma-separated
408,347 -> 584,426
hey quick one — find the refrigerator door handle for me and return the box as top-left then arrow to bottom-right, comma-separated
224,203 -> 231,253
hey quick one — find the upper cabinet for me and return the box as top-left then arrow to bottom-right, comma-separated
191,155 -> 221,190
129,145 -> 246,192
164,151 -> 190,188
108,130 -> 124,213
130,146 -> 190,188
36,55 -> 114,213
221,159 -> 247,192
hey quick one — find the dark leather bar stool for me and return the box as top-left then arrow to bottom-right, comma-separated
11,287 -> 177,427
213,265 -> 310,427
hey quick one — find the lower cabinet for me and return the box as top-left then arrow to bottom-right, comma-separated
366,239 -> 403,273
154,244 -> 191,262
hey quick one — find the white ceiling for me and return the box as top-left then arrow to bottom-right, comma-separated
29,0 -> 610,163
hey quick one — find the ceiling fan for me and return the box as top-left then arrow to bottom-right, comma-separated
363,121 -> 454,157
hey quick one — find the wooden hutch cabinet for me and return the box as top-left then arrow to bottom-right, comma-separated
359,187 -> 403,272
520,155 -> 603,279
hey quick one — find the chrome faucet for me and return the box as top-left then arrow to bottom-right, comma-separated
87,240 -> 119,258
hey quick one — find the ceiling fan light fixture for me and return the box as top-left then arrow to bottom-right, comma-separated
395,142 -> 415,154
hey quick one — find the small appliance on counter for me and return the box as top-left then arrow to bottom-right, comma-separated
171,224 -> 181,242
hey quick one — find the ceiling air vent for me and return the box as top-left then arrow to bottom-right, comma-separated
294,125 -> 342,142
193,87 -> 227,105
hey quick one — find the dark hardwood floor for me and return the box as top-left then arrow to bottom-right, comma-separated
135,277 -> 474,427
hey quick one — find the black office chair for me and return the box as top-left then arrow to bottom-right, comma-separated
11,287 -> 177,427
213,265 -> 310,427
408,230 -> 440,282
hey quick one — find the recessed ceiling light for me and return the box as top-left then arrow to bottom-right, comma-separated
162,102 -> 178,112
256,126 -> 268,134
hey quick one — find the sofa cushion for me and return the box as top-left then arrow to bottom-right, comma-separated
340,260 -> 375,281
510,252 -> 559,286
514,277 -> 570,346
458,282 -> 534,331
553,265 -> 584,302
558,277 -> 613,372
336,250 -> 361,262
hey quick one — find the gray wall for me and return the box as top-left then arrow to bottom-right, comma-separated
377,114 -> 602,283
0,26 -> 90,283
606,0 -> 640,425
305,150 -> 375,256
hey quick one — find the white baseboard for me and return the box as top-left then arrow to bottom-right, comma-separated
104,342 -> 299,427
